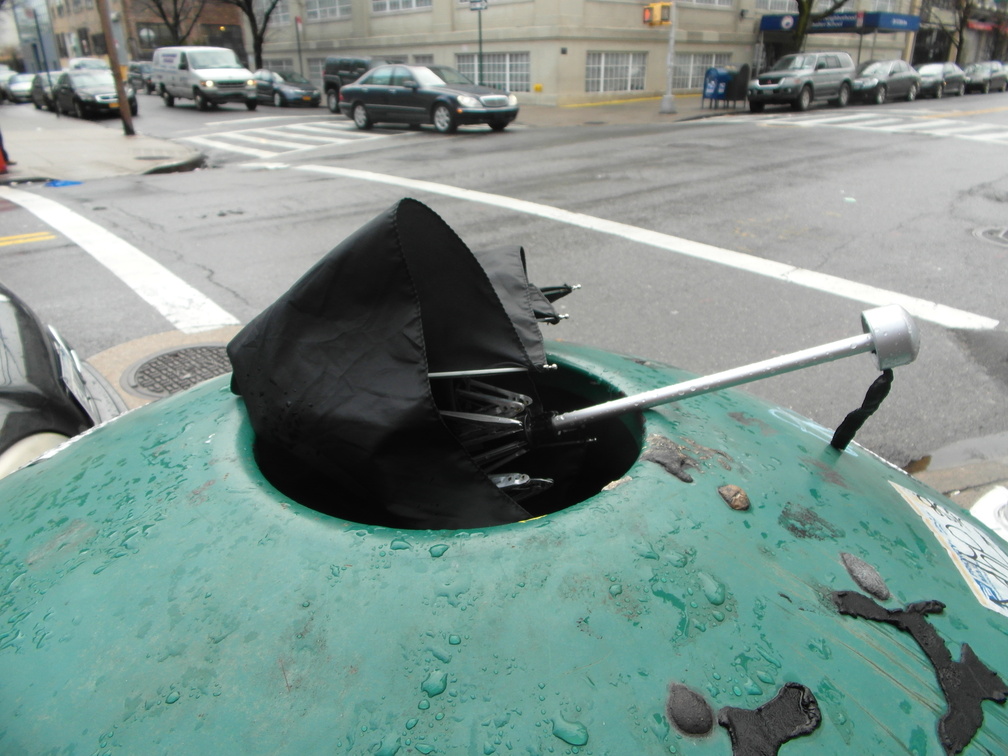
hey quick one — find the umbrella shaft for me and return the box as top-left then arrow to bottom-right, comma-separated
550,333 -> 875,433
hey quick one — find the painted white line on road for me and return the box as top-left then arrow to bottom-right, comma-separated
180,135 -> 276,158
0,186 -> 239,334
297,165 -> 999,331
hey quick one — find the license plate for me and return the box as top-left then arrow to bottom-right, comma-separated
302,96 -> 311,101
109,101 -> 119,108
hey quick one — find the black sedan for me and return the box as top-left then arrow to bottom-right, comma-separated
253,68 -> 321,107
53,70 -> 137,118
338,64 -> 519,133
0,283 -> 123,479
851,59 -> 921,104
963,61 -> 1008,94
915,61 -> 967,98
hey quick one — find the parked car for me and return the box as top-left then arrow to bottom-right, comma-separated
338,63 -> 519,133
253,68 -> 321,107
0,282 -> 123,480
748,51 -> 855,112
322,55 -> 390,112
53,69 -> 138,118
963,61 -> 1008,94
916,62 -> 966,98
851,59 -> 921,104
127,61 -> 154,94
5,73 -> 34,103
67,56 -> 110,71
30,70 -> 62,110
0,68 -> 18,100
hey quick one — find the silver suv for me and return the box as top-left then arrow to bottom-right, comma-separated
748,51 -> 855,112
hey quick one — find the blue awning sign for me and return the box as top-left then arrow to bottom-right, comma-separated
759,12 -> 921,34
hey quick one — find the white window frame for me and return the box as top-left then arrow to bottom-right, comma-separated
585,52 -> 647,93
672,52 -> 732,89
306,0 -> 351,21
456,51 -> 530,92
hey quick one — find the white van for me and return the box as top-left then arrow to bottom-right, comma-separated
152,46 -> 257,111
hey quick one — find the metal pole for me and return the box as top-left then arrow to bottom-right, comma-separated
659,1 -> 677,113
551,333 -> 874,432
478,8 -> 484,85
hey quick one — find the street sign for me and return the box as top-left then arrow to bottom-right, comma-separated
470,0 -> 487,10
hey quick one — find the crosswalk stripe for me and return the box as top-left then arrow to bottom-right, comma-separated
179,135 -> 277,158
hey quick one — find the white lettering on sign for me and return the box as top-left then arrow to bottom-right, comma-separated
892,481 -> 1008,618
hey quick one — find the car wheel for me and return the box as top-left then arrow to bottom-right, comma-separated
873,85 -> 886,105
489,119 -> 508,132
274,92 -> 285,108
245,100 -> 258,111
73,100 -> 85,119
957,82 -> 966,96
792,86 -> 812,112
982,81 -> 990,94
194,90 -> 210,111
162,89 -> 174,107
834,82 -> 851,107
352,103 -> 373,130
906,83 -> 918,102
327,89 -> 339,113
748,101 -> 765,113
934,83 -> 943,99
433,103 -> 457,133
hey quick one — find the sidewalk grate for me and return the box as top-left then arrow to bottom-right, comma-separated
124,345 -> 231,399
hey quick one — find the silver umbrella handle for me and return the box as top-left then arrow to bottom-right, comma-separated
549,305 -> 919,434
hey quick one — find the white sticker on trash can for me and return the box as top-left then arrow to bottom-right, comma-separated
892,481 -> 1008,618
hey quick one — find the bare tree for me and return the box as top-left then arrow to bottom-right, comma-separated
786,0 -> 854,54
212,0 -> 283,70
135,0 -> 210,46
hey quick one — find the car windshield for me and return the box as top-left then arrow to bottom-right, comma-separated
277,70 -> 311,85
11,74 -> 33,85
857,62 -> 887,76
413,66 -> 476,87
917,64 -> 943,75
71,71 -> 113,87
189,50 -> 243,69
771,55 -> 814,71
73,59 -> 108,70
964,63 -> 986,74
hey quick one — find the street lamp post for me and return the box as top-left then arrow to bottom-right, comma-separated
470,0 -> 487,85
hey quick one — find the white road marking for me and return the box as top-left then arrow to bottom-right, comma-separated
180,135 -> 276,158
296,165 -> 999,331
0,186 -> 239,333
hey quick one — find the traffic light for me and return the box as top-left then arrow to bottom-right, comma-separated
643,2 -> 672,25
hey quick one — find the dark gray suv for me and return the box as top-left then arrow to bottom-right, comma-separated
748,51 -> 855,112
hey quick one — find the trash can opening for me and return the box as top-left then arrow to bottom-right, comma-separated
253,360 -> 644,530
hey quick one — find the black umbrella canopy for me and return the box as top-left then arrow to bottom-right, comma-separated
228,199 -> 556,529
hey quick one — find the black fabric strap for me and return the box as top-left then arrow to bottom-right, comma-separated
830,369 -> 894,451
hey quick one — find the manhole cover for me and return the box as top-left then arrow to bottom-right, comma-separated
124,345 -> 231,399
974,227 -> 1008,247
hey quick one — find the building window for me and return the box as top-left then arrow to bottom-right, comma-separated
263,58 -> 295,71
681,0 -> 733,7
413,54 -> 434,65
255,0 -> 291,25
456,52 -> 530,91
871,0 -> 900,10
755,0 -> 797,10
672,52 -> 732,89
306,0 -> 351,21
307,56 -> 326,86
585,52 -> 647,92
372,0 -> 432,12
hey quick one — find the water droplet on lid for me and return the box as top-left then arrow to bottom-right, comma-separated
609,583 -> 623,596
448,634 -> 461,646
422,670 -> 448,697
552,715 -> 589,746
429,544 -> 449,558
165,691 -> 180,704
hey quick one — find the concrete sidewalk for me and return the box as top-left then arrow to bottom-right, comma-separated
1,95 -> 1007,527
